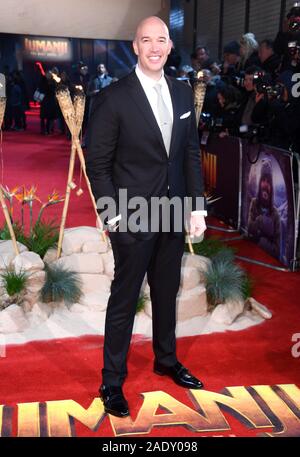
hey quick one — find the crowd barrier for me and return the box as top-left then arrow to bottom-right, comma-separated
201,134 -> 300,271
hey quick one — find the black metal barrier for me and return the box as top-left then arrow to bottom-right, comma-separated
201,134 -> 300,271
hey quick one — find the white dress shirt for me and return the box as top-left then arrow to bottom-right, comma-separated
135,65 -> 173,131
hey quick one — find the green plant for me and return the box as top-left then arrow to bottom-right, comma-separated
185,236 -> 254,311
186,237 -> 236,259
0,220 -> 59,259
0,267 -> 28,297
25,220 -> 59,258
0,222 -> 27,245
136,294 -> 148,313
1,186 -> 63,250
204,252 -> 246,311
40,263 -> 83,305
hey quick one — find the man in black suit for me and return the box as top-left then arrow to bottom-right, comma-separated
86,16 -> 207,418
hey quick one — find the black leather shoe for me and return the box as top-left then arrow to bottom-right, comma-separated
154,361 -> 204,389
99,384 -> 129,417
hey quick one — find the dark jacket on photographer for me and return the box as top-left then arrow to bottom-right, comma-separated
274,30 -> 300,71
240,51 -> 261,71
240,90 -> 269,128
216,85 -> 242,135
260,53 -> 281,81
219,101 -> 242,136
268,95 -> 300,152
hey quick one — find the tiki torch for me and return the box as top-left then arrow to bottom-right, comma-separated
194,71 -> 207,127
53,75 -> 107,259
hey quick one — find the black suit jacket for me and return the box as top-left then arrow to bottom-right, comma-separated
86,71 -> 204,238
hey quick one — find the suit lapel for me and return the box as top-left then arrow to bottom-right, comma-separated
127,71 -> 181,158
126,72 -> 166,154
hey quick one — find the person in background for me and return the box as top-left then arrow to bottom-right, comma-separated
10,74 -> 23,131
239,65 -> 268,128
201,69 -> 221,117
39,67 -> 58,135
191,46 -> 220,75
12,70 -> 29,130
220,40 -> 240,84
88,63 -> 113,114
215,84 -> 242,137
71,62 -> 91,141
89,63 -> 113,96
239,33 -> 260,71
258,39 -> 281,81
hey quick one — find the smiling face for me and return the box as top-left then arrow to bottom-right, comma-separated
133,16 -> 172,80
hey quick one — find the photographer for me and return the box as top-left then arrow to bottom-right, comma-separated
219,41 -> 241,85
267,79 -> 300,152
201,69 -> 222,116
239,66 -> 269,129
258,39 -> 281,81
213,84 -> 242,137
274,2 -> 300,71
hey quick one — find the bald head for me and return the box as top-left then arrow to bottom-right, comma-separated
133,16 -> 172,80
134,16 -> 170,41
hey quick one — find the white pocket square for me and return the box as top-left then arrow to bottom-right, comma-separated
180,111 -> 191,119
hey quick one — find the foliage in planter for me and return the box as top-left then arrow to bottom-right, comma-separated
204,250 -> 252,311
186,237 -> 236,259
0,222 -> 27,244
0,185 -> 63,258
24,220 -> 59,258
185,235 -> 254,310
40,263 -> 83,306
0,267 -> 28,309
0,220 -> 59,259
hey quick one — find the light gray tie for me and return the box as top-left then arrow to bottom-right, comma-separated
154,83 -> 173,155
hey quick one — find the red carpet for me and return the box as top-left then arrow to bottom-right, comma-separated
1,108 -> 96,230
0,112 -> 299,437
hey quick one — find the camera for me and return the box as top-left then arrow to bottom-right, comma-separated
231,72 -> 245,88
239,124 -> 268,144
253,71 -> 283,99
177,69 -> 201,88
200,112 -> 224,132
288,40 -> 300,57
287,2 -> 300,32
